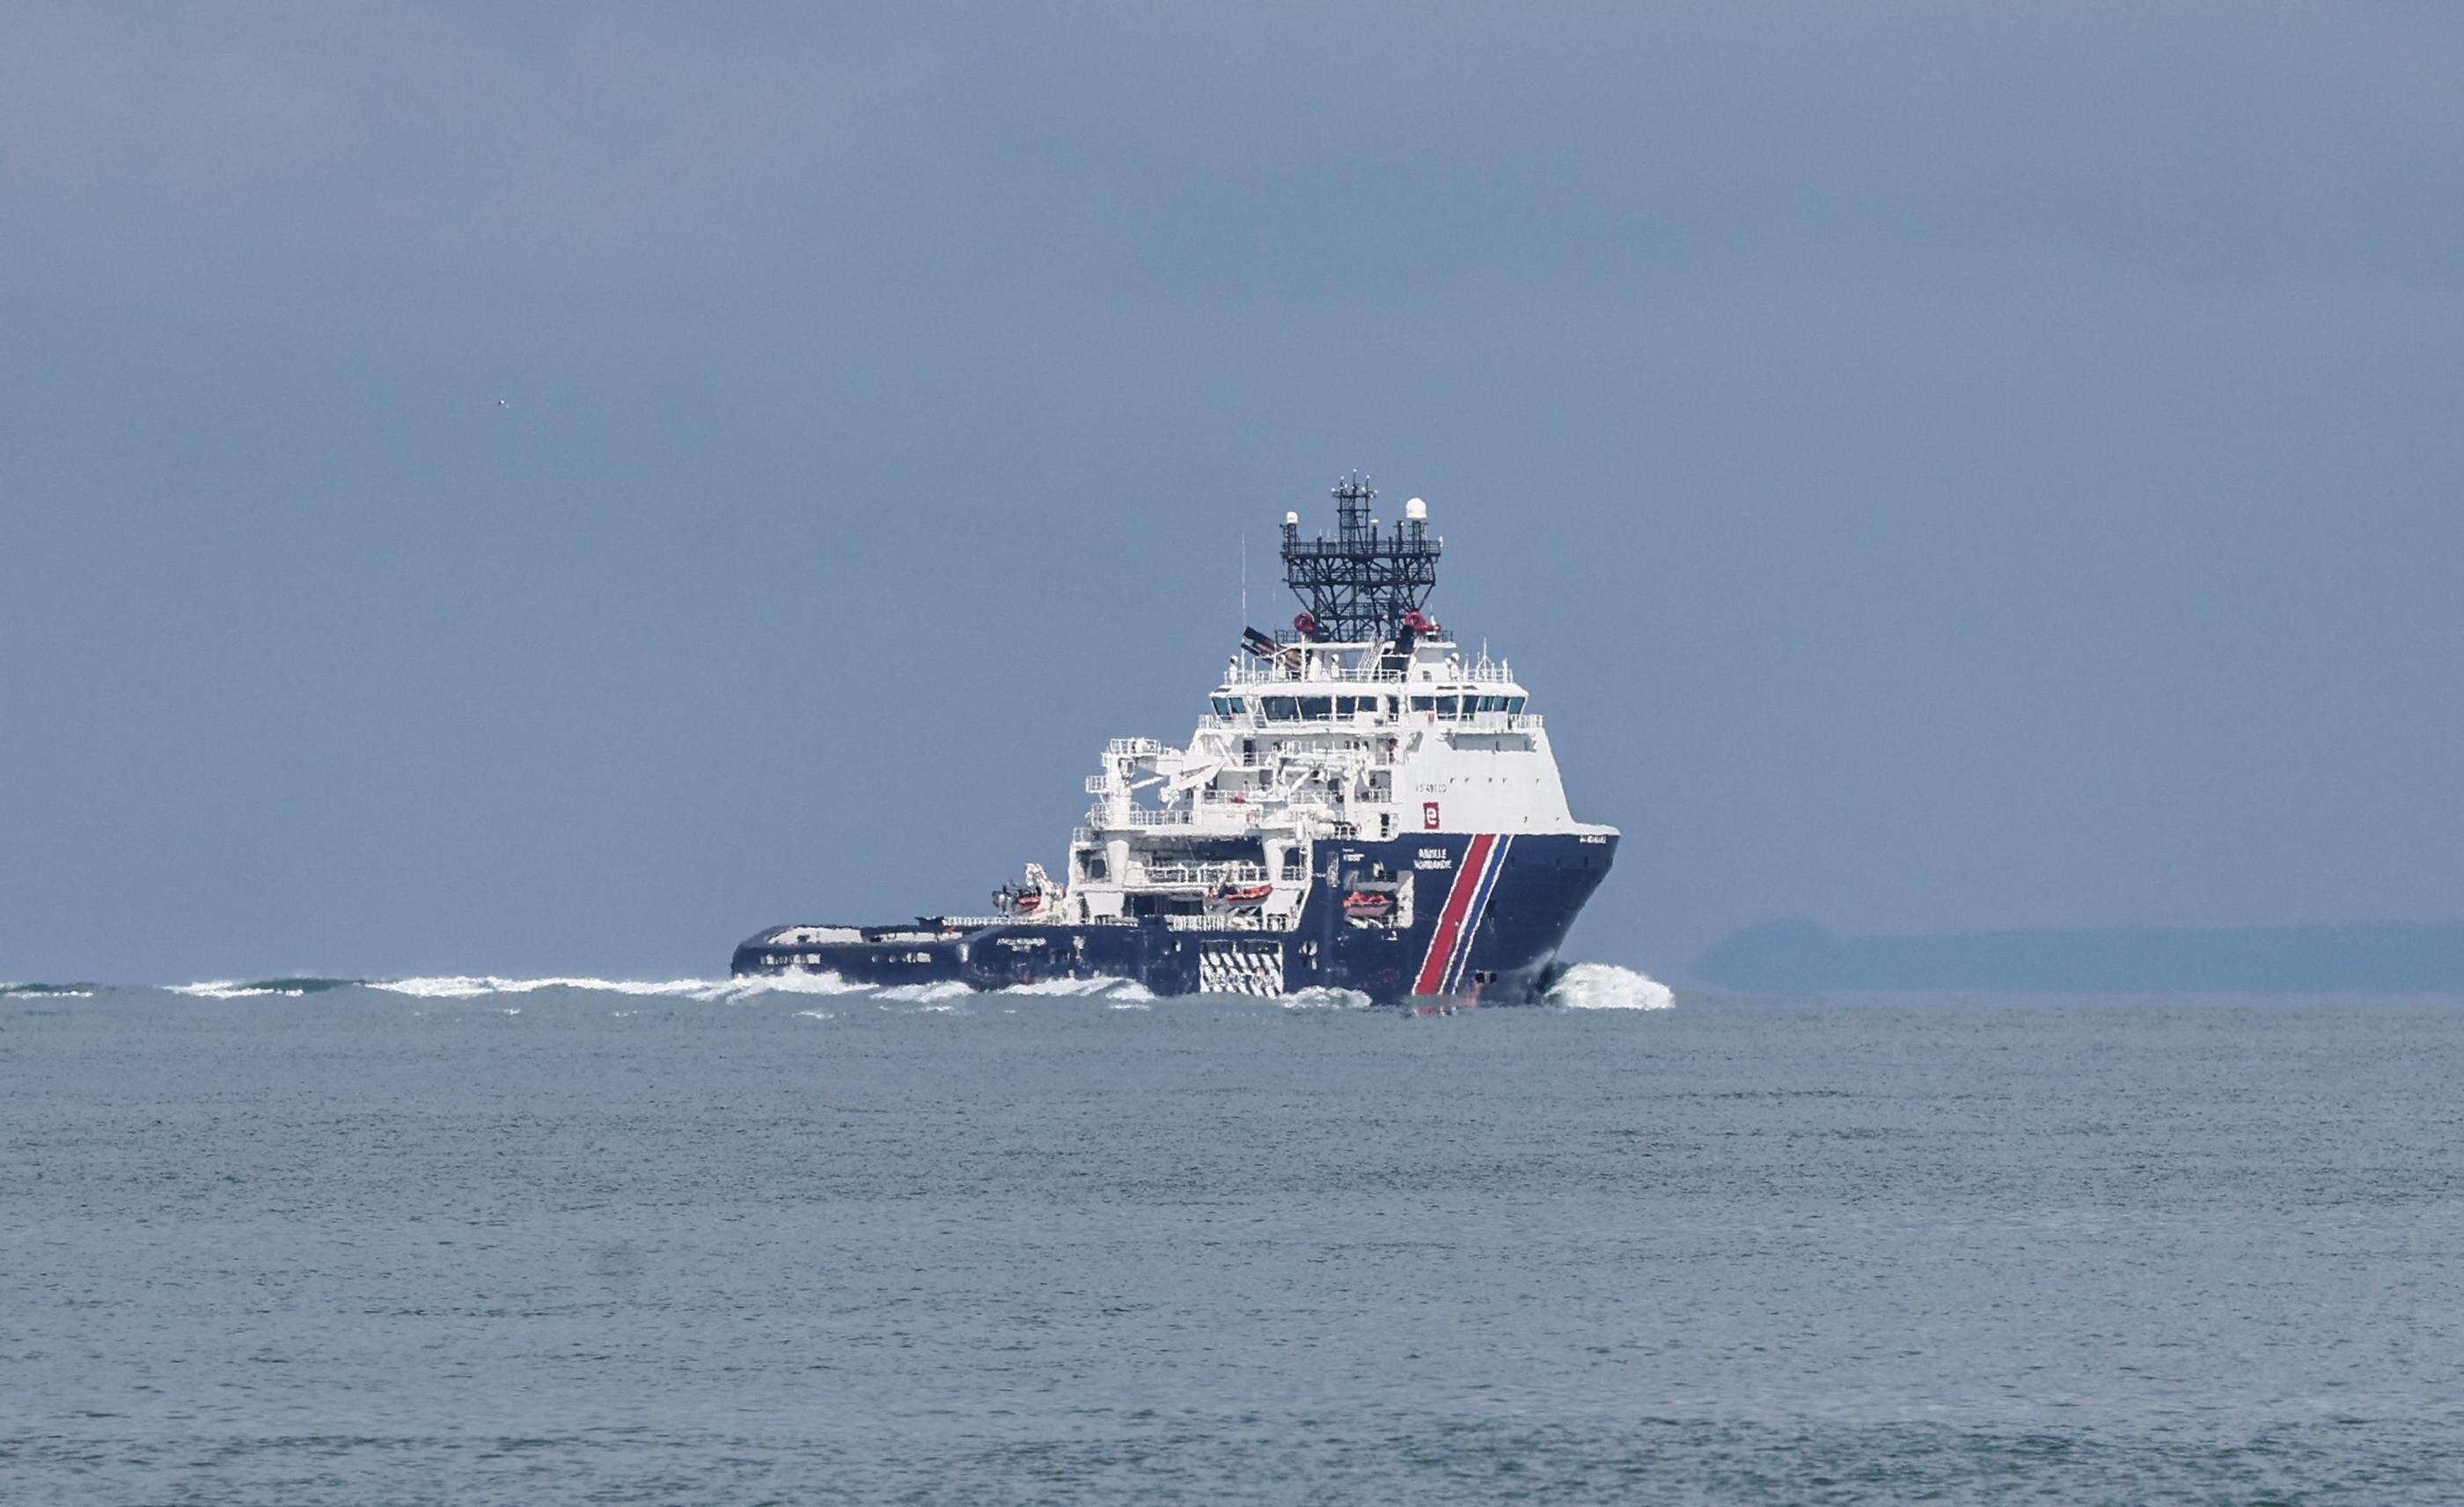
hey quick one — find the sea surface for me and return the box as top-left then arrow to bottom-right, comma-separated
4,974 -> 2460,1503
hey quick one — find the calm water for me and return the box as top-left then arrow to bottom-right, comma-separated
5,980 -> 2461,1503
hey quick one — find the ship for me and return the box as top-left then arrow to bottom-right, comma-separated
731,476 -> 1619,1004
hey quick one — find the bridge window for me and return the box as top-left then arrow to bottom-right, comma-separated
1435,695 -> 1461,717
1298,696 -> 1332,719
1409,695 -> 1435,714
1506,695 -> 1527,716
1262,696 -> 1300,722
1335,695 -> 1360,717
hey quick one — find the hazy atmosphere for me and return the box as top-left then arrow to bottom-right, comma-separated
7,2 -> 2460,983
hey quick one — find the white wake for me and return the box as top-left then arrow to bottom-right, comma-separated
1280,986 -> 1374,1010
999,976 -> 1151,998
1545,963 -> 1675,1011
366,973 -> 871,1002
165,968 -> 1670,1011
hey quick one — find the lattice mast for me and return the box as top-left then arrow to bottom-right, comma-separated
1279,473 -> 1441,642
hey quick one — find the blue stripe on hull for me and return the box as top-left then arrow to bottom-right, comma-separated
731,832 -> 1617,1005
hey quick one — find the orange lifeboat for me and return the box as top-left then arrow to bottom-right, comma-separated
1342,890 -> 1396,920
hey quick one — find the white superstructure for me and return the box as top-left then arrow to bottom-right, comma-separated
1048,618 -> 1609,929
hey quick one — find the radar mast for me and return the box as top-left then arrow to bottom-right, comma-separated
1280,473 -> 1441,642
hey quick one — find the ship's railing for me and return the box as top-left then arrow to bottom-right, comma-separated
1206,797 -> 1341,828
935,915 -> 1140,930
766,924 -> 864,945
1451,711 -> 1543,732
935,910 -> 1296,933
1387,709 -> 1544,732
1106,736 -> 1164,756
1224,743 -> 1393,768
1097,806 -> 1193,827
1206,713 -> 1538,743
1217,655 -> 1515,687
1086,805 -> 1305,832
1196,788 -> 1335,812
1162,910 -> 1302,933
1200,713 -> 1407,734
1203,701 -> 1532,728
1222,662 -> 1410,686
1089,792 -> 1344,830
1137,860 -> 1270,888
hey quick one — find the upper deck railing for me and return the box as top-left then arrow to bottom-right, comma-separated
1221,651 -> 1515,687
1087,796 -> 1336,832
1138,860 -> 1272,888
1196,710 -> 1543,735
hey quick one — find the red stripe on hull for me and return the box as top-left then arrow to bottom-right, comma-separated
1412,834 -> 1496,995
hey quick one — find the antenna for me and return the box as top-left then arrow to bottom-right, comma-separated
1239,528 -> 1248,632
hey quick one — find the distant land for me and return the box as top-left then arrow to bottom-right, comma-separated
1698,920 -> 2464,995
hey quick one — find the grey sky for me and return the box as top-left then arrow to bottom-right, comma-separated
6,3 -> 2460,982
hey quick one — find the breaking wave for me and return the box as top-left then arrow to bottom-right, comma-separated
1546,963 -> 1675,1011
2,982 -> 99,998
1281,986 -> 1374,1010
169,977 -> 359,999
716,971 -> 875,999
370,975 -> 712,999
990,976 -> 1153,1001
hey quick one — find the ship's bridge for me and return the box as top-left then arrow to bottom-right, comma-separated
1210,635 -> 1534,729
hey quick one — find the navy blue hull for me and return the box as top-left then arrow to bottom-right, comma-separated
731,832 -> 1616,1005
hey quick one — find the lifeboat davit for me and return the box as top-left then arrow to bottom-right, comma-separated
1341,889 -> 1396,919
1012,890 -> 1044,915
1210,882 -> 1273,908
